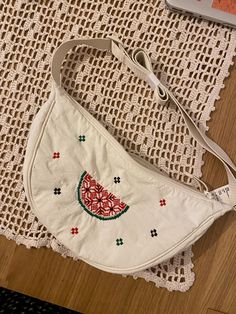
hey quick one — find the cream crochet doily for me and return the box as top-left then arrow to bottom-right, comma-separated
0,0 -> 236,292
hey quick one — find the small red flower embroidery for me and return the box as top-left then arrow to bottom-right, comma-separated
160,199 -> 166,206
53,152 -> 60,159
71,227 -> 79,235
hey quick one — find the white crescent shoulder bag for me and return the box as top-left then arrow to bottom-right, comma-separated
23,37 -> 236,274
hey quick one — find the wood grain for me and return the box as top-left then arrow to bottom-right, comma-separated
207,309 -> 228,314
0,61 -> 236,314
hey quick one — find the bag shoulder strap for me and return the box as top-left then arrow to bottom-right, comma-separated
51,36 -> 236,208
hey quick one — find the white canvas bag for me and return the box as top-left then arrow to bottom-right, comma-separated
23,37 -> 236,274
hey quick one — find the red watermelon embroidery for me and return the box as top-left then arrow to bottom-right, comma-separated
77,171 -> 129,220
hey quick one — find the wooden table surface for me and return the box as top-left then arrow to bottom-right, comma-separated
0,61 -> 236,314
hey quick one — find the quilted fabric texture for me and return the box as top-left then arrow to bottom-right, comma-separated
0,0 -> 236,291
25,77 -> 230,273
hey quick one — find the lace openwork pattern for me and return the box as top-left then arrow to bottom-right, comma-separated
0,0 -> 235,292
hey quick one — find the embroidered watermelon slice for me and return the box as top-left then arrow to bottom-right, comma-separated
77,171 -> 129,220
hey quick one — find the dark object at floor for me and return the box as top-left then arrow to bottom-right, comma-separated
0,287 -> 82,314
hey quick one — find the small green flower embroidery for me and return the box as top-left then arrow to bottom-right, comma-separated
116,238 -> 124,246
79,135 -> 86,142
114,177 -> 121,184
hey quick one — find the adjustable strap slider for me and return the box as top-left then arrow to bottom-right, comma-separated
106,35 -> 124,50
132,48 -> 169,105
147,72 -> 160,90
108,36 -> 130,66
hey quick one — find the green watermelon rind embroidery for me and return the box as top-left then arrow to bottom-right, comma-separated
77,171 -> 129,221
